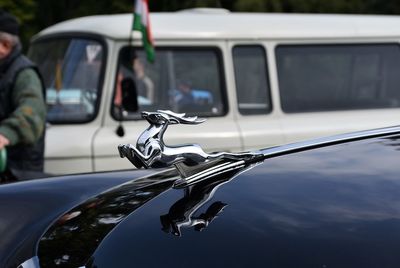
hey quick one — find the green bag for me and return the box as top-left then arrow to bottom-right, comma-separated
0,148 -> 6,173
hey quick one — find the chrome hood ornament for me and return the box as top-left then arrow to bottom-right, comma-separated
118,110 -> 263,186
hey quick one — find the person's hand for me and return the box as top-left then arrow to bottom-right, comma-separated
0,134 -> 10,150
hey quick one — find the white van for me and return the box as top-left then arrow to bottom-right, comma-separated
29,9 -> 400,174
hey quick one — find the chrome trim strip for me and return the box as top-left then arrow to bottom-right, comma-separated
261,125 -> 400,158
184,161 -> 243,183
174,160 -> 246,188
17,256 -> 40,268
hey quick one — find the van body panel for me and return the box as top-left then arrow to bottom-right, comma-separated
227,41 -> 285,150
236,114 -> 286,150
44,125 -> 98,173
44,158 -> 92,175
281,109 -> 400,143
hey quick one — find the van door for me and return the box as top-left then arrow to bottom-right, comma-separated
230,43 -> 285,151
93,44 -> 242,172
275,43 -> 400,143
29,37 -> 106,174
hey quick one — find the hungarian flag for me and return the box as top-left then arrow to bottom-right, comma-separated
133,0 -> 155,62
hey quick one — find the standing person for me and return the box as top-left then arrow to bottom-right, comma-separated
133,57 -> 154,103
0,10 -> 46,180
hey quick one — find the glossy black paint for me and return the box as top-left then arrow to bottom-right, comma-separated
38,169 -> 178,267
0,169 -> 153,268
87,134 -> 400,268
2,133 -> 400,267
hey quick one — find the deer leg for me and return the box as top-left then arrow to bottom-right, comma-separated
118,144 -> 151,169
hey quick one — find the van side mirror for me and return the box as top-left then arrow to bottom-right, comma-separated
121,77 -> 138,112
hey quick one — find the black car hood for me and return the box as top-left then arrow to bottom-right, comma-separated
5,133 -> 400,267
0,169 -> 156,268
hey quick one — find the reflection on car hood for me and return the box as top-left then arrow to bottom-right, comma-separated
37,169 -> 179,266
0,169 -> 156,268
30,132 -> 400,268
4,128 -> 400,267
87,133 -> 400,268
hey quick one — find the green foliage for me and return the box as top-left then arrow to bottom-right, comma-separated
0,0 -> 36,49
0,0 -> 36,21
232,0 -> 400,14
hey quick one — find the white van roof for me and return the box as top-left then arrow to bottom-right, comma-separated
35,9 -> 400,41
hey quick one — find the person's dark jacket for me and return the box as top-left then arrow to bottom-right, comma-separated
0,44 -> 46,175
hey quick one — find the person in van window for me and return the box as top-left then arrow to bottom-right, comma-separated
114,55 -> 154,113
133,57 -> 154,103
174,79 -> 195,112
0,10 -> 46,180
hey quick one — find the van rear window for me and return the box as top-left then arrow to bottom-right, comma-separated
276,44 -> 400,113
112,47 -> 226,120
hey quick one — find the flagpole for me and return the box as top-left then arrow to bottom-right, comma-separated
115,1 -> 137,137
129,1 -> 135,57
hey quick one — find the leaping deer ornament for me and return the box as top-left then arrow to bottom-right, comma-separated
118,110 -> 259,176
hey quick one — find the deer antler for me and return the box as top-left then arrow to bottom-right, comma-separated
158,110 -> 206,125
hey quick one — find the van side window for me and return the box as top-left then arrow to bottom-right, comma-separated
113,47 -> 226,119
232,45 -> 272,115
276,44 -> 400,113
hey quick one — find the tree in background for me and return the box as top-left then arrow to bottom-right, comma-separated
0,0 -> 36,50
2,0 -> 400,49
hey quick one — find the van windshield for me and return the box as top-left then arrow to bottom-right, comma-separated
29,37 -> 105,123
